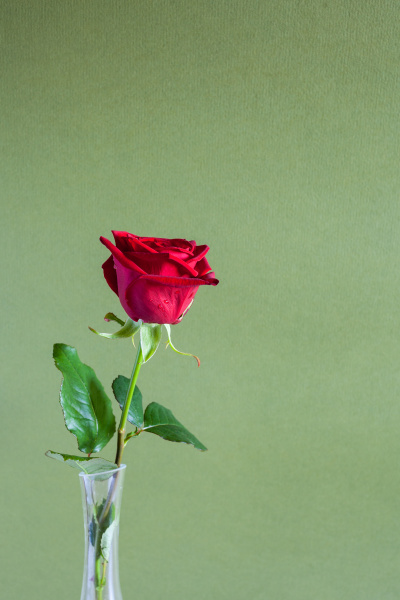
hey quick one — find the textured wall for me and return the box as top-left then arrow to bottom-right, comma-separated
2,2 -> 400,599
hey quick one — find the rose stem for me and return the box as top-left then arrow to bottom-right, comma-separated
115,339 -> 143,466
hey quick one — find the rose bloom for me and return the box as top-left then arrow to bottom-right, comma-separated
100,231 -> 219,324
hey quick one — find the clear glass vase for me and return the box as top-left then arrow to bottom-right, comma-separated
79,464 -> 126,600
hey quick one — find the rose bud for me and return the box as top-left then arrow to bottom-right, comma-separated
100,231 -> 219,325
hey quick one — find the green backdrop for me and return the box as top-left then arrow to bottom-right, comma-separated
2,1 -> 400,598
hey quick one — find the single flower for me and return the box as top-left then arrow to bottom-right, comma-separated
100,231 -> 219,324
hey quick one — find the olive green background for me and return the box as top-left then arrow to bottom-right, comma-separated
2,1 -> 400,598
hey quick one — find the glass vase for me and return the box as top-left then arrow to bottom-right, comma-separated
79,464 -> 126,600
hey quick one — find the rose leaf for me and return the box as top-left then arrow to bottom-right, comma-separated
112,375 -> 144,428
45,451 -> 118,474
53,344 -> 116,453
143,402 -> 207,451
101,520 -> 117,562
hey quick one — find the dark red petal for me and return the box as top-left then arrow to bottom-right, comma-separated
145,238 -> 195,255
166,253 -> 198,276
102,256 -> 119,295
191,244 -> 209,261
201,272 -> 219,284
124,277 -> 199,324
110,231 -> 157,253
139,274 -> 219,286
193,256 -> 212,276
100,237 -> 147,274
110,231 -> 133,252
122,251 -> 191,278
127,233 -> 158,253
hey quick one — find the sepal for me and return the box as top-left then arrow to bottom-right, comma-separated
164,324 -> 200,366
140,323 -> 162,363
103,312 -> 125,326
89,317 -> 141,339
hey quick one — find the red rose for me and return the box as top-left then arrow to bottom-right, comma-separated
100,231 -> 219,325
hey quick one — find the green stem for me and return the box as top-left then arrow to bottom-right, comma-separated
94,529 -> 105,599
115,340 -> 143,466
101,560 -> 107,586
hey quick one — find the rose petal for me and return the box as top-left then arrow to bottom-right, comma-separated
193,256 -> 212,276
201,271 -> 219,283
100,237 -> 147,274
123,251 -> 185,277
126,233 -> 158,253
113,231 -> 158,254
102,256 -> 119,295
111,231 -> 134,252
139,274 -> 219,286
191,244 -> 210,261
166,253 -> 199,276
124,276 -> 199,324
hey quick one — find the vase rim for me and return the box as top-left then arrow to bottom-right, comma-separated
78,463 -> 127,478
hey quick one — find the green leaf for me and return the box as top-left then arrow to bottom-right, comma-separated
89,317 -> 141,339
112,375 -> 144,428
104,312 -> 125,326
89,500 -> 116,554
140,323 -> 162,362
53,344 -> 116,453
101,520 -> 117,561
143,402 -> 207,451
45,451 -> 118,474
164,324 -> 200,367
97,500 -> 115,531
89,519 -> 96,546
